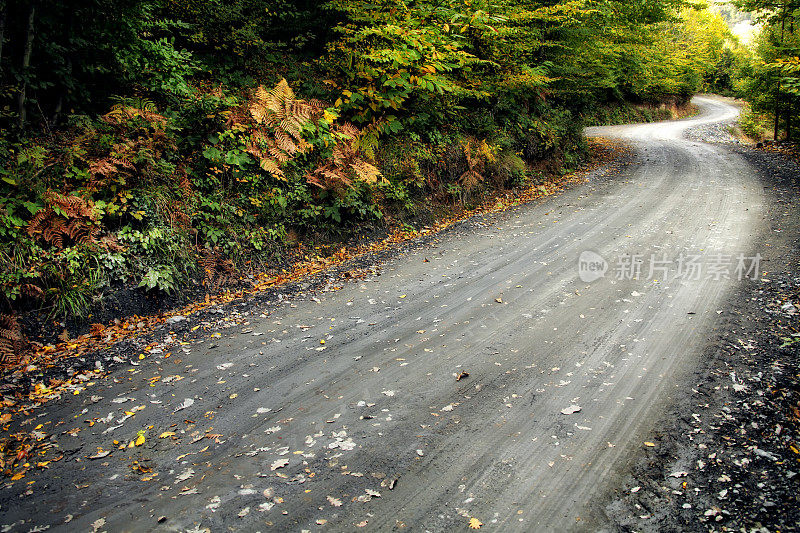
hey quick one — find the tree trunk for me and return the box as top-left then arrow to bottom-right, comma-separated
52,95 -> 62,125
776,3 -> 788,141
17,2 -> 36,128
0,2 -> 6,69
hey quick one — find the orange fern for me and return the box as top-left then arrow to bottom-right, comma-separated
241,79 -> 322,180
0,313 -> 27,367
198,247 -> 235,288
27,192 -> 100,249
307,123 -> 381,191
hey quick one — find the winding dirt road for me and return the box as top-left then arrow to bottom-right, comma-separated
0,97 -> 769,532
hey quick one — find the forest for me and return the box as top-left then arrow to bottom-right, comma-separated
0,0 -> 767,359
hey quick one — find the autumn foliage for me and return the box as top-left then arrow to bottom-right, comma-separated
0,0 -> 740,354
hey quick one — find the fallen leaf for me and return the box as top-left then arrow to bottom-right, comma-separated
176,468 -> 195,482
469,517 -> 483,529
327,495 -> 343,507
271,458 -> 289,470
159,431 -> 176,439
644,441 -> 656,447
174,398 -> 194,412
89,450 -> 111,459
560,405 -> 581,415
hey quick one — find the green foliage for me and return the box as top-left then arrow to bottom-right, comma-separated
138,265 -> 181,294
733,0 -> 800,140
738,104 -> 769,140
0,0 -> 737,322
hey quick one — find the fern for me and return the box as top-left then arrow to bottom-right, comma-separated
242,79 -> 322,181
102,97 -> 167,126
198,247 -> 235,288
27,192 -> 100,249
307,123 -> 382,191
458,138 -> 492,193
0,313 -> 27,367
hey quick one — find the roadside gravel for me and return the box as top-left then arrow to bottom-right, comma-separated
600,131 -> 800,532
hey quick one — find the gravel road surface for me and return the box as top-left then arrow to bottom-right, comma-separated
0,96 -> 771,532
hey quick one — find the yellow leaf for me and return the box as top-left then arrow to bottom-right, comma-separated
159,432 -> 176,439
135,434 -> 145,446
644,441 -> 656,447
469,517 -> 483,529
229,393 -> 238,399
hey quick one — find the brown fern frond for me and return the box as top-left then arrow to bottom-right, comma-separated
306,165 -> 353,190
245,79 -> 321,181
257,157 -> 285,180
306,173 -> 324,189
350,160 -> 381,184
198,247 -> 236,288
27,193 -> 99,249
102,102 -> 167,126
27,210 -> 49,235
41,217 -> 65,246
179,173 -> 193,195
274,130 -> 299,155
0,314 -> 27,367
0,338 -> 15,366
99,234 -> 123,252
279,118 -> 302,138
250,105 -> 268,126
109,157 -> 136,171
20,284 -> 44,300
88,159 -> 119,177
0,328 -> 19,341
459,169 -> 484,192
266,141 -> 289,163
269,78 -> 294,103
65,218 -> 100,245
337,122 -> 360,138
